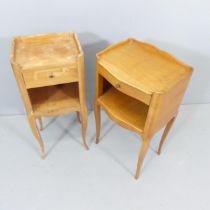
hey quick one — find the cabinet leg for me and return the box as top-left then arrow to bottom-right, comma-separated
94,99 -> 101,144
135,137 -> 151,179
37,116 -> 43,131
157,117 -> 176,155
76,111 -> 81,123
28,115 -> 45,159
81,109 -> 89,150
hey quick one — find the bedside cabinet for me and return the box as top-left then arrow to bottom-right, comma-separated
94,39 -> 193,179
10,32 -> 88,159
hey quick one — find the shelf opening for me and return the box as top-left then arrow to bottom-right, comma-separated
28,82 -> 80,116
98,86 -> 149,133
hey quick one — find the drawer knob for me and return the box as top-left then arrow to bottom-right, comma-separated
115,83 -> 121,89
49,74 -> 54,78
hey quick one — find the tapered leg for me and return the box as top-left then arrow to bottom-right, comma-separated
76,111 -> 81,123
28,115 -> 45,159
77,55 -> 88,150
81,109 -> 89,150
94,98 -> 101,144
157,117 -> 176,155
37,116 -> 43,131
135,136 -> 151,179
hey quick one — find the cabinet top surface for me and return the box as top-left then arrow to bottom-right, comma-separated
11,32 -> 81,70
97,39 -> 192,94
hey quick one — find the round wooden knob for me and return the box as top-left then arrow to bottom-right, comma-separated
115,83 -> 120,89
49,74 -> 54,78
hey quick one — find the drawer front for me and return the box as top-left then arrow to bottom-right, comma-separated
98,64 -> 151,105
23,67 -> 78,88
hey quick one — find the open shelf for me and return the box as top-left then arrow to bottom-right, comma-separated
98,87 -> 149,133
28,82 -> 80,116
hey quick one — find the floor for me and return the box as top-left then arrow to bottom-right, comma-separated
0,104 -> 209,210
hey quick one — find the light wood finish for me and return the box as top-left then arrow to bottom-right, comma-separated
77,55 -> 89,150
28,83 -> 80,117
37,116 -> 43,131
11,32 -> 88,158
97,39 -> 190,94
98,64 -> 151,105
28,115 -> 45,159
94,97 -> 101,144
157,116 -> 176,155
94,38 -> 193,179
76,112 -> 81,123
135,136 -> 151,179
98,87 -> 148,133
12,32 -> 79,70
23,67 -> 78,89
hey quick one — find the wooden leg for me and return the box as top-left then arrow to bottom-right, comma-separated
94,98 -> 101,144
135,137 -> 151,179
157,117 -> 176,155
37,116 -> 43,131
28,115 -> 45,159
76,111 -> 81,123
81,109 -> 89,150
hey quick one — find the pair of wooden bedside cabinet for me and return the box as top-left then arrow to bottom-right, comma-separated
10,32 -> 193,179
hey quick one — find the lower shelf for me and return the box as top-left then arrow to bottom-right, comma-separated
28,83 -> 80,116
98,87 -> 149,133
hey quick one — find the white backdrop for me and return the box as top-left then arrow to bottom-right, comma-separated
0,0 -> 210,114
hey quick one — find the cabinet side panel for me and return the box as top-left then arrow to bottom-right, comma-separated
153,74 -> 192,133
144,72 -> 192,138
11,65 -> 33,114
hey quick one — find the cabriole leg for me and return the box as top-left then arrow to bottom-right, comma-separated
135,136 -> 151,179
28,115 -> 45,159
37,116 -> 43,131
157,117 -> 176,155
76,111 -> 81,123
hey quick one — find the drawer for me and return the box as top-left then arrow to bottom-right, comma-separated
98,64 -> 151,105
23,66 -> 79,88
